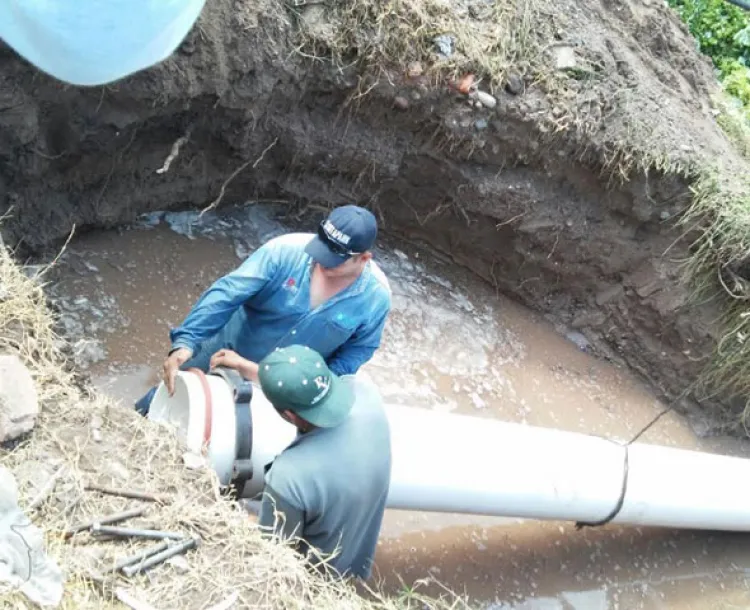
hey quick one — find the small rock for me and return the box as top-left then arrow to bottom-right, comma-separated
659,210 -> 670,221
411,91 -> 422,101
433,34 -> 455,58
565,219 -> 574,227
552,45 -> 577,70
572,311 -> 607,329
167,555 -> 190,573
393,96 -> 409,110
635,280 -> 661,298
394,249 -> 409,261
474,119 -> 488,130
472,90 -> 497,109
474,101 -> 483,109
106,460 -> 130,480
179,38 -> 196,56
183,452 -> 206,470
505,73 -> 524,95
0,354 -> 39,444
565,331 -> 590,352
470,393 -> 486,409
406,61 -> 423,78
300,4 -> 334,40
90,413 -> 104,442
469,3 -> 492,20
595,284 -> 623,306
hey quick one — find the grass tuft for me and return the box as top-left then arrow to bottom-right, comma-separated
296,0 -> 547,90
676,163 -> 750,419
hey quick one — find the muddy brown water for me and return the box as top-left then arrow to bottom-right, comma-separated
47,204 -> 750,609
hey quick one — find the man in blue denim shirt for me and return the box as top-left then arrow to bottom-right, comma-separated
135,205 -> 391,414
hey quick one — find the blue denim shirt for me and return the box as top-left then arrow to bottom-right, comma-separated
169,233 -> 392,376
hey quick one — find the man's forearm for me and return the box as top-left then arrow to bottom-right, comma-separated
169,243 -> 277,353
239,359 -> 259,382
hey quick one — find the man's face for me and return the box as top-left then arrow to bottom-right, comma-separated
318,253 -> 367,278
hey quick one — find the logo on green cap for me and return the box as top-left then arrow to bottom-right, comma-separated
311,375 -> 331,404
258,345 -> 355,428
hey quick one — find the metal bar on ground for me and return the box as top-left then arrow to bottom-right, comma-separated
122,538 -> 199,577
112,541 -> 171,572
63,506 -> 146,539
93,525 -> 185,540
85,483 -> 170,504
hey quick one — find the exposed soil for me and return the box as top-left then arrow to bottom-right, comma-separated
1,0 -> 747,430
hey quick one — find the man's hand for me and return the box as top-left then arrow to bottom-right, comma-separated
210,349 -> 259,382
163,348 -> 193,396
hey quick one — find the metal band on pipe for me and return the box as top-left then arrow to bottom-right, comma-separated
575,445 -> 629,529
209,367 -> 254,497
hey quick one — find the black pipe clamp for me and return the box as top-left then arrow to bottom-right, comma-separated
209,367 -> 254,498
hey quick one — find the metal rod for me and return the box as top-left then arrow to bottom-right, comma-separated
63,506 -> 146,539
92,525 -> 185,540
85,483 -> 169,504
122,538 -> 199,577
112,541 -> 171,572
28,465 -> 66,510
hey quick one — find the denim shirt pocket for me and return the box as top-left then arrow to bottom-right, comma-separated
313,312 -> 357,357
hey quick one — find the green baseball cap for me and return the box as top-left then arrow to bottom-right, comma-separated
258,345 -> 354,428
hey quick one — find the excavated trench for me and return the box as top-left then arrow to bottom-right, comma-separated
1,0 -> 740,433
0,52 -> 731,432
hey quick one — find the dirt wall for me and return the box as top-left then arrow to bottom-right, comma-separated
0,0 -> 742,431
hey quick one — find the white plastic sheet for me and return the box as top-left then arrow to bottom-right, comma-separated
0,0 -> 207,86
0,467 -> 64,607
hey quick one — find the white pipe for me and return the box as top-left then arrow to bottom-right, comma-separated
149,371 -> 750,531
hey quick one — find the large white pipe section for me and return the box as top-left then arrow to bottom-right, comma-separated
149,371 -> 750,532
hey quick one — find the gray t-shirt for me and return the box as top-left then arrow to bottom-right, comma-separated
258,378 -> 391,579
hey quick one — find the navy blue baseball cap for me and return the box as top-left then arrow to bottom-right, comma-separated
305,205 -> 378,268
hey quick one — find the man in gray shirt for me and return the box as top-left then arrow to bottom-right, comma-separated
256,344 -> 391,580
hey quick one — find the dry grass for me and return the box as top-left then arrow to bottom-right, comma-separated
670,96 -> 750,421
293,0 -> 695,179
295,0 -> 547,90
0,243 -> 463,608
676,165 -> 750,421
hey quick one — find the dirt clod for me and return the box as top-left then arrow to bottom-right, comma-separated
393,96 -> 410,110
